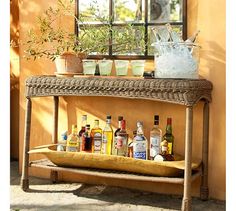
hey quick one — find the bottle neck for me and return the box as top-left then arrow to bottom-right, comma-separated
94,120 -> 99,128
81,115 -> 87,127
72,129 -> 77,134
121,120 -> 126,131
137,126 -> 144,135
166,124 -> 172,134
106,119 -> 111,125
154,120 -> 159,126
82,120 -> 87,127
118,120 -> 122,129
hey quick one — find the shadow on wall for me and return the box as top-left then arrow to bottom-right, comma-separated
201,40 -> 226,198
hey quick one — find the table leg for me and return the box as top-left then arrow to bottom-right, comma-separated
200,102 -> 209,200
181,106 -> 193,211
20,98 -> 32,191
51,96 -> 59,183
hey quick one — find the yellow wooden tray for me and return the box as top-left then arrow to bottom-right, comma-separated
29,144 -> 201,177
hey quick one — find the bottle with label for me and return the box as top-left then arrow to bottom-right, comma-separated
161,117 -> 174,155
66,125 -> 79,152
116,120 -> 128,156
101,115 -> 113,155
81,124 -> 92,152
133,121 -> 148,160
91,119 -> 102,154
78,115 -> 87,151
149,115 -> 162,160
112,116 -> 123,155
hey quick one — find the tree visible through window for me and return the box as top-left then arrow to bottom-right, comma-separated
76,0 -> 186,59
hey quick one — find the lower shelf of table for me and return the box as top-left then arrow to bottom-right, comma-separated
29,159 -> 202,184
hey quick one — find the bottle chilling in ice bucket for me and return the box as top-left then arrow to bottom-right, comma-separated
133,121 -> 147,160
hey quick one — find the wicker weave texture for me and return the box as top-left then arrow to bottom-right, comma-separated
25,76 -> 213,106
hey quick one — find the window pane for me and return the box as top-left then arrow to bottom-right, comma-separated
148,25 -> 183,55
79,0 -> 109,23
112,25 -> 145,55
78,25 -> 110,55
149,0 -> 183,23
114,0 -> 144,23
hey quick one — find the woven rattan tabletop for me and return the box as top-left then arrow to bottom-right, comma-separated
25,75 -> 213,106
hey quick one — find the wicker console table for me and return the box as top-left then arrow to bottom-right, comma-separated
21,75 -> 213,211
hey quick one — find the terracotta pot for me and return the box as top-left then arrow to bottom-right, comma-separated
55,52 -> 86,74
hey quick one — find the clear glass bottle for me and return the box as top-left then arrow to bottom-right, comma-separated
112,116 -> 123,155
81,124 -> 92,152
78,115 -> 87,151
149,115 -> 162,160
162,117 -> 174,155
66,125 -> 79,152
101,115 -> 113,155
116,120 -> 128,156
91,119 -> 102,154
133,121 -> 148,160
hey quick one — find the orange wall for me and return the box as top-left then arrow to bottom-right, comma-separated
18,0 -> 225,200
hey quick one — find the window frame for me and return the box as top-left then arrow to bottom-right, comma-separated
75,0 -> 187,60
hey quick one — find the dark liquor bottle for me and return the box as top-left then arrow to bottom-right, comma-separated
116,120 -> 128,156
112,116 -> 123,155
81,124 -> 92,152
161,118 -> 174,155
78,115 -> 87,151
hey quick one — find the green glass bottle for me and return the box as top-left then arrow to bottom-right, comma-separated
162,118 -> 174,155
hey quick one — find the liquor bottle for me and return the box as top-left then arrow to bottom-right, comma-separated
91,119 -> 102,154
161,117 -> 174,155
133,121 -> 148,160
78,115 -> 87,151
101,115 -> 113,155
116,120 -> 128,156
81,124 -> 92,152
149,115 -> 162,160
66,125 -> 79,152
112,116 -> 123,155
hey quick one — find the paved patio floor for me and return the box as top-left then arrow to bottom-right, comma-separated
10,161 -> 225,211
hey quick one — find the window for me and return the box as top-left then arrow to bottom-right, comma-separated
75,0 -> 187,59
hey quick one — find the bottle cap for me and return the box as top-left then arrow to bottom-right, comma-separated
118,116 -> 123,121
107,115 -> 111,119
95,119 -> 99,123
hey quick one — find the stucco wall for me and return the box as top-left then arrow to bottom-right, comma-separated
17,0 -> 225,200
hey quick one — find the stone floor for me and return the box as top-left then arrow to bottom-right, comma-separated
10,161 -> 225,211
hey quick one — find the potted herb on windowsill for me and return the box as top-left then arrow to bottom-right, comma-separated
20,0 -> 146,76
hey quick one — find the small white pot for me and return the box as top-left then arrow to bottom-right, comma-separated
131,60 -> 145,77
98,60 -> 113,76
55,53 -> 85,74
82,60 -> 97,75
115,60 -> 129,76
